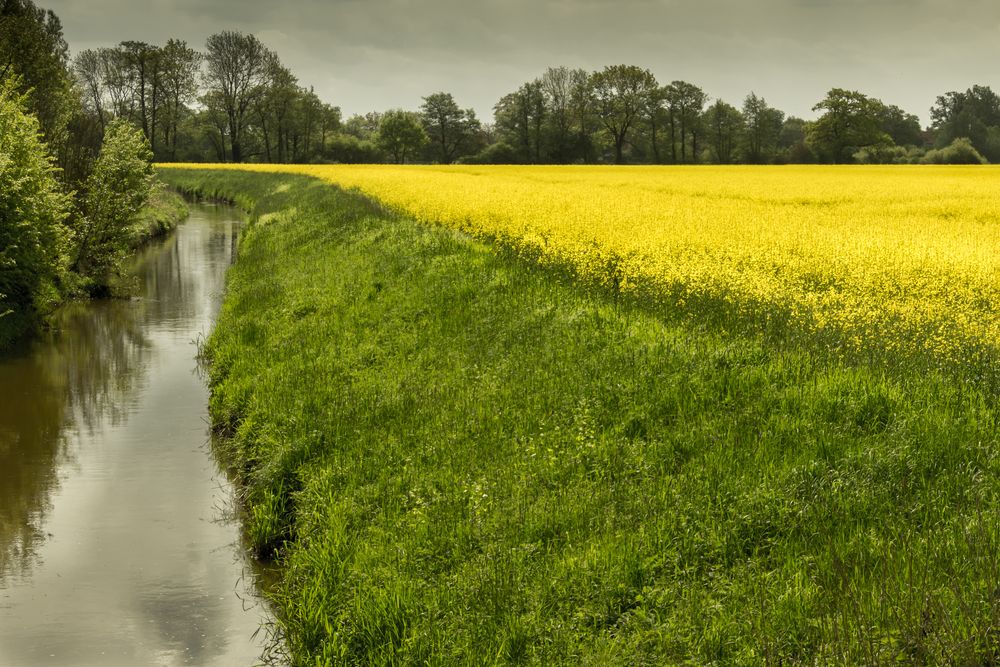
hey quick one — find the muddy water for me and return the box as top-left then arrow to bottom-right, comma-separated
0,204 -> 273,666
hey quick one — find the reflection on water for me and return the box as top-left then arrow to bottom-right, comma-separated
0,204 -> 272,666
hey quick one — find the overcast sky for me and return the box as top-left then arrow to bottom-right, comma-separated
45,0 -> 1000,125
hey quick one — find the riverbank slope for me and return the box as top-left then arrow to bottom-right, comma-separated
161,167 -> 1000,665
134,181 -> 189,246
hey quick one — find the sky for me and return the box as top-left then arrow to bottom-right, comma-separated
45,0 -> 1000,126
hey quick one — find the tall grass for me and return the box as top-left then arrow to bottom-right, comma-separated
162,168 -> 1000,666
132,180 -> 188,245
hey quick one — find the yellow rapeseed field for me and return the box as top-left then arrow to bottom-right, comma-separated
164,164 -> 1000,366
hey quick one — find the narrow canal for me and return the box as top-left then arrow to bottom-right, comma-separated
0,203 -> 272,666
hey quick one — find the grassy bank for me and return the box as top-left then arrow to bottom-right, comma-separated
134,180 -> 189,246
163,167 -> 1000,666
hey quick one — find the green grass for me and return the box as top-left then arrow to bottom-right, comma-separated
161,167 -> 1000,666
133,179 -> 188,245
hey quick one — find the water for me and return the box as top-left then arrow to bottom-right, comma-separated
0,204 -> 273,666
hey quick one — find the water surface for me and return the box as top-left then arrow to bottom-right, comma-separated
0,204 -> 271,666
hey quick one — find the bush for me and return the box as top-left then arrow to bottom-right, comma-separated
921,138 -> 988,165
325,133 -> 384,164
458,142 -> 521,165
73,118 -> 154,294
784,141 -> 817,164
853,144 -> 924,165
983,127 -> 1000,163
0,77 -> 72,330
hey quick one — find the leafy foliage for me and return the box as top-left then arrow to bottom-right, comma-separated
921,137 -> 987,164
663,80 -> 707,163
0,0 -> 73,143
376,110 -> 428,164
742,93 -> 785,163
419,92 -> 481,164
807,89 -> 891,163
930,85 -> 1000,162
202,31 -> 274,164
703,100 -> 744,164
73,118 -> 154,294
590,65 -> 658,164
0,77 -> 71,333
325,133 -> 383,164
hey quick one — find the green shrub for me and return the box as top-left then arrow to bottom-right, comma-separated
325,133 -> 384,164
853,144 -> 922,164
921,137 -> 988,164
72,118 -> 154,294
0,76 -> 72,340
459,141 -> 521,164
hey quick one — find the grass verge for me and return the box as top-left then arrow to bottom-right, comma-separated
162,167 -> 1000,666
134,179 -> 188,246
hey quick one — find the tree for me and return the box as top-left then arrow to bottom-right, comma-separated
420,92 -> 480,164
316,103 -> 342,155
74,40 -> 200,162
0,77 -> 71,321
325,133 -> 382,163
494,80 -> 546,163
778,116 -> 813,163
99,46 -> 136,120
376,110 -> 428,163
880,104 -> 922,148
540,66 -> 579,163
158,39 -> 201,160
568,68 -> 597,163
664,80 -> 707,163
703,100 -> 743,164
590,65 -> 658,164
0,0 -> 73,143
807,88 -> 890,163
921,137 -> 987,164
643,86 -> 668,163
0,0 -> 100,186
117,41 -> 163,154
742,93 -> 785,164
73,119 -> 153,293
73,49 -> 108,133
343,111 -> 382,141
254,54 -> 298,163
930,85 -> 1000,162
291,87 -> 326,161
197,90 -> 229,161
203,31 -> 274,163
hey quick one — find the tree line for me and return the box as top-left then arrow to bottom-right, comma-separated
10,0 -> 1000,170
479,66 -> 996,165
57,28 -> 1000,167
71,31 -> 340,164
